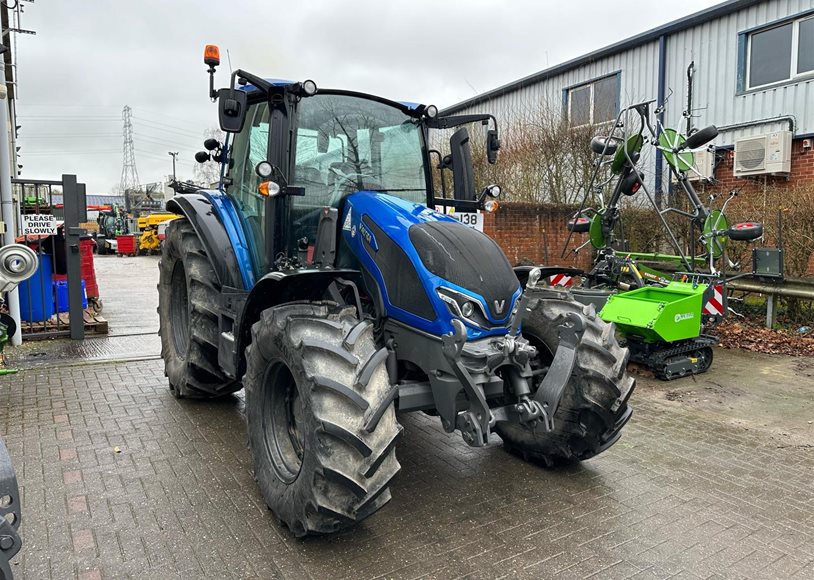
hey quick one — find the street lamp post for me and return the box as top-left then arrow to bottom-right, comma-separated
168,151 -> 178,183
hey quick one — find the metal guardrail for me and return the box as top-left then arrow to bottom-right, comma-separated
625,257 -> 813,328
727,276 -> 814,328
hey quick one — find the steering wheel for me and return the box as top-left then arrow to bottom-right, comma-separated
328,168 -> 385,206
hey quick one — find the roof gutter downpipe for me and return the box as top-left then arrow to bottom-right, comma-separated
654,34 -> 667,209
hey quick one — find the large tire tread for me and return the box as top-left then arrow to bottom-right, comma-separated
158,219 -> 240,399
244,302 -> 401,537
496,294 -> 635,466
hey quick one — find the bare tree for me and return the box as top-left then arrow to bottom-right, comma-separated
465,100 -> 610,206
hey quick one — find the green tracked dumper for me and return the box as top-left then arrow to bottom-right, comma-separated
600,281 -> 716,380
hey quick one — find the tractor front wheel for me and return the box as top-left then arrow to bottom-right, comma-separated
496,293 -> 635,465
157,219 -> 240,398
243,302 -> 401,536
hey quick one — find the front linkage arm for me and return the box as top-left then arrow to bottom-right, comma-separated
494,284 -> 586,432
441,320 -> 493,447
440,274 -> 587,446
531,312 -> 584,431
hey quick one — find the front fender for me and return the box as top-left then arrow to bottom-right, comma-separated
166,193 -> 249,289
235,269 -> 362,377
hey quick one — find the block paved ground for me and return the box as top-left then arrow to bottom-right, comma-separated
1,348 -> 812,579
2,254 -> 813,578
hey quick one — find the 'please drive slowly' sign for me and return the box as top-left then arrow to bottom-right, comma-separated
21,214 -> 57,236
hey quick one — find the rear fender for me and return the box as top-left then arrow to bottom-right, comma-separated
235,269 -> 362,378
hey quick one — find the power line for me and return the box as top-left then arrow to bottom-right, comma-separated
25,150 -> 121,156
20,134 -> 121,139
17,115 -> 121,120
133,132 -> 200,147
132,116 -> 204,138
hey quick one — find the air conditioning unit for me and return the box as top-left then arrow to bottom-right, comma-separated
687,149 -> 715,181
733,131 -> 792,177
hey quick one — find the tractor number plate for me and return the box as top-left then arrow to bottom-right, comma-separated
450,212 -> 483,232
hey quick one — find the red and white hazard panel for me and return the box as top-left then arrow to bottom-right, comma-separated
703,284 -> 725,317
548,273 -> 573,287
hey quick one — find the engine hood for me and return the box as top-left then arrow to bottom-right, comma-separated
341,191 -> 521,340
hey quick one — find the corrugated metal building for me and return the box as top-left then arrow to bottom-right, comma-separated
443,0 -> 814,193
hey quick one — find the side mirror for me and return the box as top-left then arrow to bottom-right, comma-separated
204,138 -> 220,151
217,88 -> 248,133
195,151 -> 211,163
486,129 -> 500,164
450,127 -> 475,202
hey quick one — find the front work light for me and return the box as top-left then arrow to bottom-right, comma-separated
302,80 -> 318,96
255,161 -> 274,178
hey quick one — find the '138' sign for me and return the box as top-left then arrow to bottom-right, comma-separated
450,212 -> 483,232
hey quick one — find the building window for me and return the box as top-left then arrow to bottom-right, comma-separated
746,15 -> 814,90
566,74 -> 618,127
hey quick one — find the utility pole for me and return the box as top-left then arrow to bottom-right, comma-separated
1,1 -> 36,346
0,28 -> 19,345
168,151 -> 178,182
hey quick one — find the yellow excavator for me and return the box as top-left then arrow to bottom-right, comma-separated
136,212 -> 176,255
138,225 -> 161,255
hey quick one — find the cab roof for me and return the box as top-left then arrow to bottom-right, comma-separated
238,78 -> 422,112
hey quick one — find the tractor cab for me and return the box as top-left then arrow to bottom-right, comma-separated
197,48 -> 501,281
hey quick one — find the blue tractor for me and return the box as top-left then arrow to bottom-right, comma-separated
157,46 -> 635,536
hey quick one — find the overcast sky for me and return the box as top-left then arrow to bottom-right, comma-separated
15,0 -> 721,193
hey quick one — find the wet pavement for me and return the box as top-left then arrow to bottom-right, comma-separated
1,254 -> 813,579
7,255 -> 161,369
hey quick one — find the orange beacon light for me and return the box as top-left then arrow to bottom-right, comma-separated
204,44 -> 220,68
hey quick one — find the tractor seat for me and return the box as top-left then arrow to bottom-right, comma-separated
292,166 -> 331,206
327,162 -> 358,189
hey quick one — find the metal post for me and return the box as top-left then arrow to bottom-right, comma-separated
766,295 -> 777,329
62,174 -> 84,340
0,47 -> 21,345
654,34 -> 667,209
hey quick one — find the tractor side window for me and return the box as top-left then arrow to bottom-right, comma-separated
226,101 -> 270,274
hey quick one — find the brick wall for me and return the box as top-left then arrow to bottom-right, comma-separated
482,203 -> 592,270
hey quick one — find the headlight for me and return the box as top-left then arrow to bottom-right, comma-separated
436,287 -> 491,328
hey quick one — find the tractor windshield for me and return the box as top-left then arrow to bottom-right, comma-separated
290,94 -> 428,242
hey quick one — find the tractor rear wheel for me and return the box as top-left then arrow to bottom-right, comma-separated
157,219 -> 239,398
496,293 -> 635,465
243,302 -> 401,537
